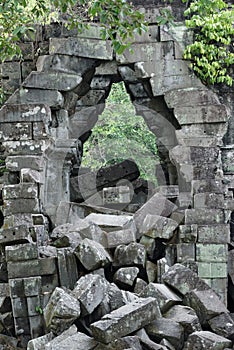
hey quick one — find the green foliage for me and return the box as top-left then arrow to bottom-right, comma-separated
0,0 -> 147,61
183,0 -> 234,86
35,305 -> 43,315
82,83 -> 159,185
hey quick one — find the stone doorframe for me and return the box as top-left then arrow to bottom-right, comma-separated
0,23 -> 232,304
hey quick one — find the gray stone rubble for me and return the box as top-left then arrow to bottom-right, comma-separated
0,3 -> 234,349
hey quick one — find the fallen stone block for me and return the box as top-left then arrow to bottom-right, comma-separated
44,287 -> 81,335
133,193 -> 177,233
103,186 -> 131,205
145,317 -> 184,349
95,336 -> 143,350
105,228 -> 136,248
164,305 -> 201,339
185,331 -> 232,350
85,212 -> 134,230
52,232 -> 82,248
140,283 -> 181,313
90,297 -> 160,344
57,248 -> 79,289
136,328 -> 168,350
160,339 -> 175,350
46,331 -> 98,350
114,267 -> 139,288
27,332 -> 54,350
140,214 -> 178,240
43,325 -> 77,349
184,289 -> 229,326
208,312 -> 234,339
113,243 -> 146,268
74,238 -> 112,271
72,274 -> 108,316
162,263 -> 210,296
21,169 -> 41,183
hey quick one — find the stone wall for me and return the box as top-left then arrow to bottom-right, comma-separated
0,4 -> 234,348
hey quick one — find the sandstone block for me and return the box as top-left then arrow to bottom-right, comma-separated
140,214 -> 178,240
145,317 -> 184,349
177,243 -> 195,263
6,155 -> 44,171
72,274 -> 108,316
185,331 -> 232,350
113,267 -> 139,288
37,54 -> 96,75
3,184 -> 38,200
7,88 -> 64,108
164,88 -> 220,108
90,297 -> 160,344
46,331 -> 98,350
140,283 -> 181,313
57,248 -> 79,289
75,238 -> 112,271
0,122 -> 32,141
174,105 -> 229,125
208,312 -> 234,339
164,305 -> 202,338
198,262 -> 227,278
113,243 -> 146,268
162,263 -> 209,296
134,193 -> 177,232
27,332 -> 54,350
197,225 -> 230,243
178,225 -> 197,243
184,289 -> 228,326
5,243 -> 38,262
23,72 -> 83,92
105,228 -> 136,248
7,258 -> 57,278
49,37 -> 113,60
185,209 -> 229,225
3,198 -> 40,216
196,244 -> 227,263
0,104 -> 51,123
116,42 -> 174,64
44,287 -> 80,335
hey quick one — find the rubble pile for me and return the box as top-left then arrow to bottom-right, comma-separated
0,195 -> 233,349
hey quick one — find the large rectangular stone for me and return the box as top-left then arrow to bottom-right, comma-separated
6,155 -> 44,171
0,122 -> 32,141
135,59 -> 190,79
90,297 -> 160,344
3,184 -> 38,199
49,37 -> 113,60
134,193 -> 177,232
0,104 -> 51,123
5,243 -> 38,262
197,225 -> 230,243
174,105 -> 229,125
0,225 -> 31,244
185,209 -> 230,225
164,88 -> 220,109
3,198 -> 40,215
150,73 -> 203,96
116,41 -> 174,64
7,258 -> 57,278
192,180 -> 225,194
196,244 -> 227,263
198,262 -> 227,278
3,140 -> 46,156
194,193 -> 224,209
7,88 -> 64,109
23,72 -> 83,92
